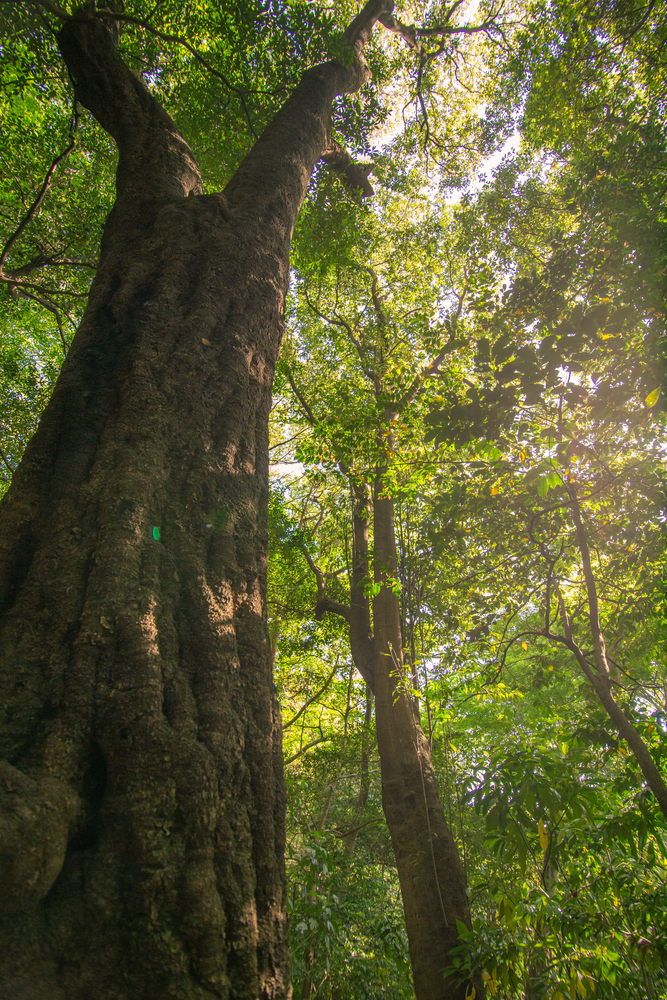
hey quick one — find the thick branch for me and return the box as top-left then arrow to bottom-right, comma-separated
365,266 -> 389,326
57,15 -> 202,199
222,0 -> 393,225
303,548 -> 351,623
320,141 -> 375,198
344,0 -> 395,80
282,663 -> 338,730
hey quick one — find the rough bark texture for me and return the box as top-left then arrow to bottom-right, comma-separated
0,4 -> 391,997
372,483 -> 477,1000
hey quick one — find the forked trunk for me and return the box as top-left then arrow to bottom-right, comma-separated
0,5 -> 391,997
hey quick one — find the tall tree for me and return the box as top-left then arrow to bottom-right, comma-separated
0,0 -> 513,995
279,204 -> 484,996
0,1 -> 398,996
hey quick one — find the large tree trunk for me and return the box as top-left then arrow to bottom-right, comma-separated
372,478 -> 478,1000
0,5 -> 390,998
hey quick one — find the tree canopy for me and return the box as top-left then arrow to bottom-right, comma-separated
1,0 -> 665,997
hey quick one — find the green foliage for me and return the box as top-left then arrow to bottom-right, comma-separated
2,0 -> 666,995
287,831 -> 413,999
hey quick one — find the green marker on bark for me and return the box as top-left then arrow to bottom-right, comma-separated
152,526 -> 160,541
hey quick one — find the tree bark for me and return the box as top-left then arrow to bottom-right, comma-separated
0,4 -> 391,997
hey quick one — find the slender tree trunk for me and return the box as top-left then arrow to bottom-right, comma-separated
344,683 -> 373,857
371,477 -> 476,1000
305,463 -> 480,997
0,5 -> 391,997
561,485 -> 667,820
349,479 -> 376,687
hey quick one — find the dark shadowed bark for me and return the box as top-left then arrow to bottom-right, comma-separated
0,3 -> 392,998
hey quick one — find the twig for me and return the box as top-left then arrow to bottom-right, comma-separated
0,446 -> 15,476
0,104 -> 78,274
285,735 -> 329,765
282,663 -> 338,730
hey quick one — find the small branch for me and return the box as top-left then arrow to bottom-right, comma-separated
6,255 -> 97,278
0,446 -> 15,476
285,365 -> 317,427
378,0 -> 507,56
303,287 -> 379,389
33,3 -> 261,138
8,285 -> 69,356
0,274 -> 90,298
285,736 -> 329,765
282,663 -> 338,731
543,624 -> 667,821
332,816 -> 383,838
0,104 -> 78,274
567,481 -> 610,678
396,329 -> 462,410
269,429 -> 305,452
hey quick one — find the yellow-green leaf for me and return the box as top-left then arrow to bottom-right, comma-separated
646,387 -> 660,407
538,818 -> 549,851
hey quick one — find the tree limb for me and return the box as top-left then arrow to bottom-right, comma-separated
303,287 -> 379,389
302,547 -> 351,623
282,663 -> 338,730
284,736 -> 329,765
0,104 -> 78,275
321,141 -> 375,198
285,365 -> 317,427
